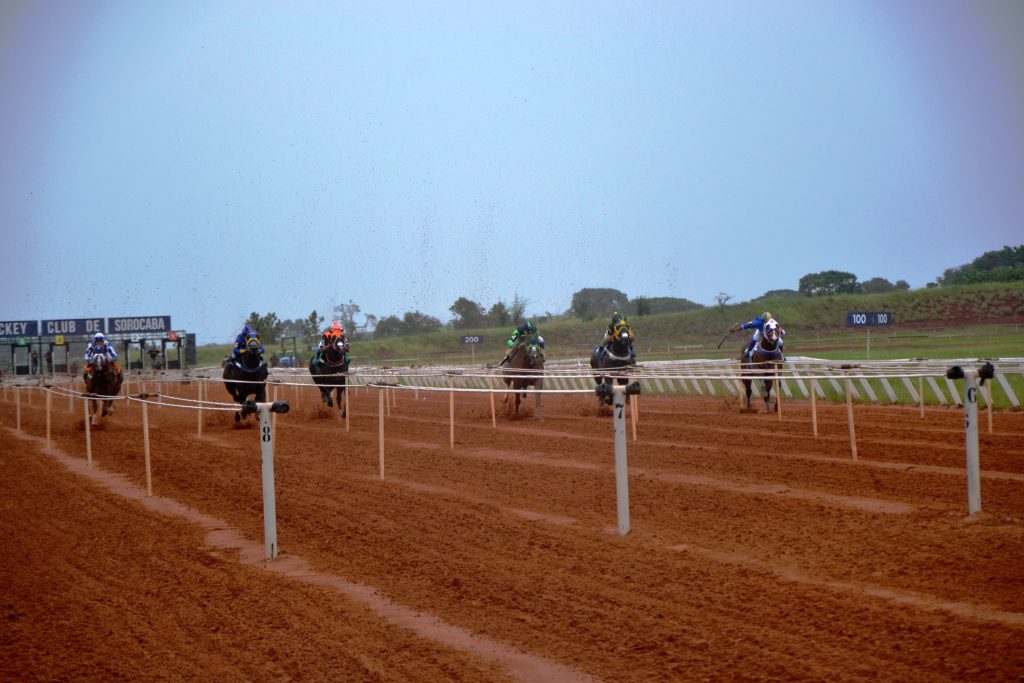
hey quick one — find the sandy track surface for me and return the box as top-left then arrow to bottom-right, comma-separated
2,383 -> 1023,681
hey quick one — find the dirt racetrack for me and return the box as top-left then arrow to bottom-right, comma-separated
2,380 -> 1023,681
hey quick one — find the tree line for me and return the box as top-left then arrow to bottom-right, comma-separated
242,244 -> 1022,343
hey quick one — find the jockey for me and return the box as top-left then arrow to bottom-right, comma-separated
501,321 -> 545,364
83,332 -> 120,375
595,312 -> 636,361
732,311 -> 785,357
231,325 -> 264,363
318,321 -> 347,350
312,321 -> 350,366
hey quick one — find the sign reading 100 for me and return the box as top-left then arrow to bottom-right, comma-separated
846,311 -> 893,326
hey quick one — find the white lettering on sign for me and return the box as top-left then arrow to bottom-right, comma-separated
46,321 -> 71,334
111,317 -> 170,332
85,319 -> 103,333
0,322 -> 27,335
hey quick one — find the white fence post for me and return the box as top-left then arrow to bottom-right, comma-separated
613,387 -> 630,536
251,399 -> 289,561
599,381 -> 641,536
947,364 -> 994,515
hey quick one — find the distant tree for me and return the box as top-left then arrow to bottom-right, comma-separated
373,315 -> 403,339
301,309 -> 325,340
278,318 -> 302,338
449,297 -> 486,329
402,311 -> 442,335
488,301 -> 511,328
244,312 -> 284,344
637,297 -> 704,314
860,277 -> 897,294
895,280 -> 911,291
714,292 -> 732,308
938,245 -> 1024,285
569,288 -> 629,320
509,295 -> 529,324
633,296 -> 652,317
758,289 -> 801,298
798,270 -> 860,296
333,300 -> 362,334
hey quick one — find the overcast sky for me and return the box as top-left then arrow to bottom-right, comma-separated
2,0 -> 1022,342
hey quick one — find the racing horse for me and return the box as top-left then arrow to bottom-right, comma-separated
590,323 -> 636,406
223,337 -> 268,422
501,333 -> 545,417
309,336 -> 350,416
83,353 -> 124,426
740,320 -> 784,413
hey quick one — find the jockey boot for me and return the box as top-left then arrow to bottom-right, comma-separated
745,340 -> 755,358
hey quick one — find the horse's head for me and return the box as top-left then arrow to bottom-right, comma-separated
764,320 -> 780,343
92,353 -> 110,372
238,336 -> 263,368
522,334 -> 544,366
323,335 -> 349,363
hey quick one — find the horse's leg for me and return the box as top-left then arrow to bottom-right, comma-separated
742,379 -> 752,410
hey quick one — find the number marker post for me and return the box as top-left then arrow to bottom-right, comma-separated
241,399 -> 290,561
947,363 -> 995,515
597,381 -> 642,536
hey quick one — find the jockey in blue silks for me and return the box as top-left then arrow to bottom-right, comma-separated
732,311 -> 785,358
231,325 -> 264,363
84,332 -> 120,376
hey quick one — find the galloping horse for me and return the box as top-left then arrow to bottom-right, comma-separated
84,354 -> 124,426
590,324 -> 636,406
223,337 -> 268,422
309,336 -> 350,416
501,333 -> 545,417
740,321 -> 784,413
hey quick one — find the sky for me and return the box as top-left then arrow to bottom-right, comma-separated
2,0 -> 1022,342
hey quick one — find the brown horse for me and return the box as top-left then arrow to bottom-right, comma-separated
501,334 -> 545,417
84,353 -> 124,426
740,322 -> 784,413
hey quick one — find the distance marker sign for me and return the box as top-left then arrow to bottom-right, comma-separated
846,311 -> 893,326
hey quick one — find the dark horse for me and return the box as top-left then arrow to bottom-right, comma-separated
309,337 -> 350,416
740,321 -> 784,413
223,338 -> 268,422
501,333 -> 545,417
590,326 -> 636,406
83,353 -> 124,426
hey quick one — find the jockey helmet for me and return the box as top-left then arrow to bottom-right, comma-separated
763,311 -> 772,321
242,325 -> 256,338
93,332 -> 105,342
524,321 -> 536,333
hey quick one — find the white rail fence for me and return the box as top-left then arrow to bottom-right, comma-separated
1,356 -> 1016,545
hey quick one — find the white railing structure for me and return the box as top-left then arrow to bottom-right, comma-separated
3,355 -> 1020,534
1,374 -> 290,557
